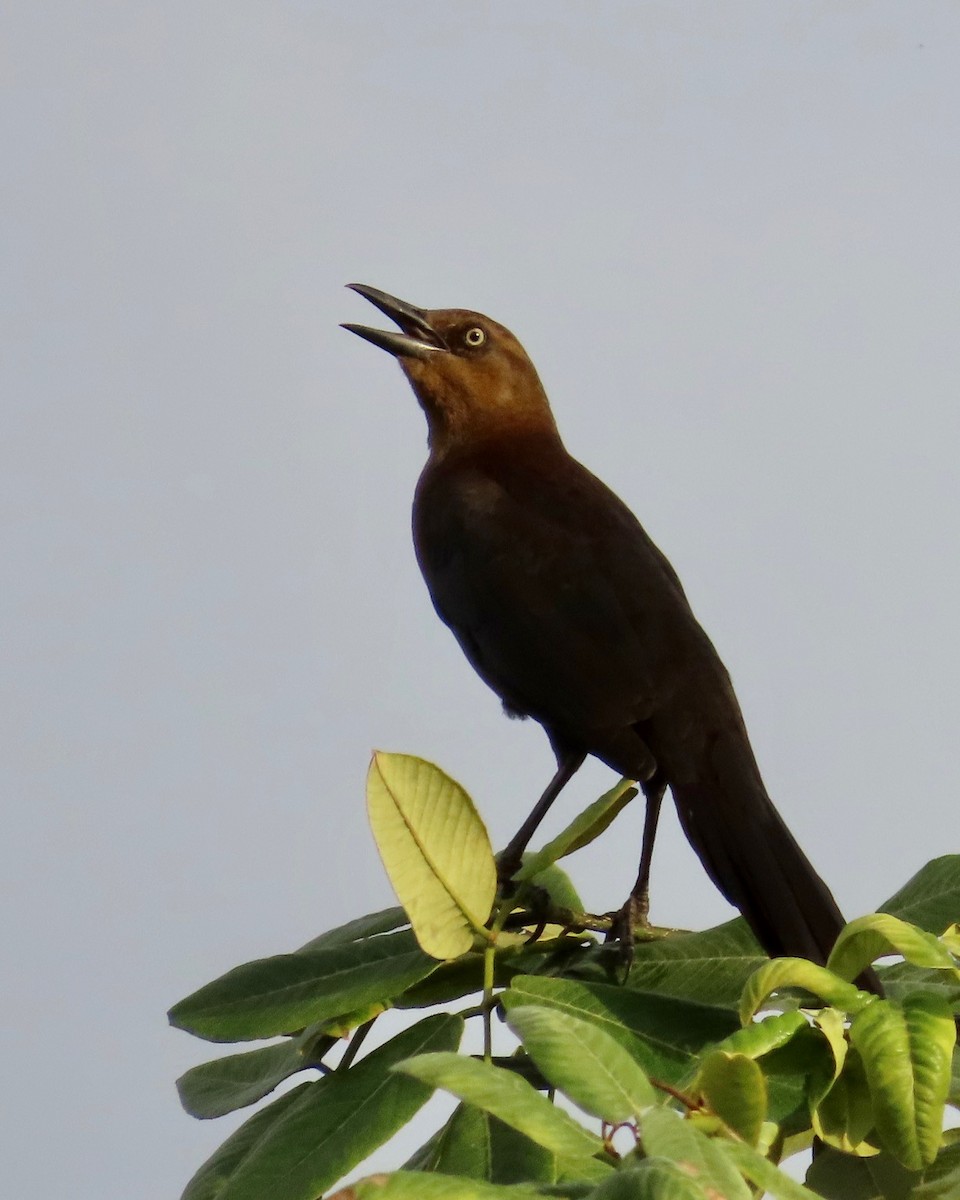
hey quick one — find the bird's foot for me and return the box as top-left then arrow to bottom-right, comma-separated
604,892 -> 652,980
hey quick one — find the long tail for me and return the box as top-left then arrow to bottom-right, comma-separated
669,727 -> 874,982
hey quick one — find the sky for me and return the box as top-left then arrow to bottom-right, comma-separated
3,3 -> 959,1196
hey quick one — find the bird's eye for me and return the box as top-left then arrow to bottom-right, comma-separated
464,327 -> 486,348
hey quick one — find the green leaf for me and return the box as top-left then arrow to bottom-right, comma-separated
367,753 -> 497,959
396,933 -> 593,1011
349,1173 -> 546,1200
183,1014 -> 462,1200
807,1147 -> 927,1200
881,856 -> 960,936
701,1008 -> 809,1133
552,920 -> 763,1011
696,1052 -> 766,1145
916,1142 -> 960,1198
805,1006 -> 860,1150
169,929 -> 436,1042
717,1139 -> 824,1198
877,961 -> 960,1009
297,907 -> 409,952
813,1045 -> 877,1155
506,1004 -> 656,1122
637,1107 -> 751,1199
519,860 -> 584,911
180,1084 -> 312,1200
942,923 -> 960,956
556,1154 -> 617,1186
951,1043 -> 960,1104
709,1009 -> 808,1060
588,1158 -> 710,1198
812,1006 -> 849,1081
866,1152 -> 928,1200
849,994 -> 956,1169
312,1001 -> 390,1039
739,958 -> 875,1023
806,1149 -> 927,1200
807,1007 -> 887,1158
804,1146 -> 880,1200
395,1052 -> 601,1159
502,975 -> 737,1087
828,913 -> 959,983
625,919 -> 765,1008
177,1036 -> 322,1119
403,1102 -> 559,1184
514,779 -> 637,881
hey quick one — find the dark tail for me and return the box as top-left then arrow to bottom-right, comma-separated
670,729 -> 882,993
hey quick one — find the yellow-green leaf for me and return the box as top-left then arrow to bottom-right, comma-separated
828,913 -> 959,983
710,1009 -> 807,1060
638,1107 -> 752,1198
811,1046 -> 878,1155
849,995 -> 956,1169
367,753 -> 496,959
514,779 -> 637,882
506,1004 -> 656,1122
739,958 -> 874,1024
588,1158 -> 710,1198
718,1139 -> 825,1198
394,1052 -> 601,1160
697,1051 -> 766,1145
350,1172 -> 546,1200
805,1005 -> 852,1146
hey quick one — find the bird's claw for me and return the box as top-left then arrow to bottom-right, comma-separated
604,893 -> 652,981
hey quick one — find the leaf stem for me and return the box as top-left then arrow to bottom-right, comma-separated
336,1017 -> 376,1072
649,1074 -> 701,1111
481,895 -> 517,1061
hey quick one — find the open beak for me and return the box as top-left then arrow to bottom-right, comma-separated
341,284 -> 448,358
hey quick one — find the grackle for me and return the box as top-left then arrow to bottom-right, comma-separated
343,283 -> 861,971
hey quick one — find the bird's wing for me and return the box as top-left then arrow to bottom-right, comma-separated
413,449 -> 701,738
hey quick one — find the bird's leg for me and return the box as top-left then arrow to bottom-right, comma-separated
607,776 -> 667,959
497,749 -> 586,884
629,776 -> 667,924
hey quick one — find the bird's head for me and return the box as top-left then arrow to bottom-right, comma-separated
342,284 -> 557,454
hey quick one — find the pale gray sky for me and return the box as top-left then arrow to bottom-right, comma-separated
3,3 -> 959,1196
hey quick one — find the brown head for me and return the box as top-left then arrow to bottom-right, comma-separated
342,284 -> 559,455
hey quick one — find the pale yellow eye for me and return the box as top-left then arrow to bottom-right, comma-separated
464,327 -> 485,348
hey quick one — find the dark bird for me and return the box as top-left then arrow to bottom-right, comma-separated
343,283 -> 855,970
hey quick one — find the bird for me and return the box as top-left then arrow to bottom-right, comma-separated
342,282 -> 857,971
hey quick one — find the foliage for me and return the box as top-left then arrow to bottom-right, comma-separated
171,753 -> 960,1199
